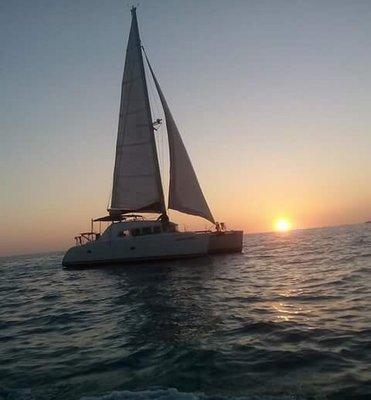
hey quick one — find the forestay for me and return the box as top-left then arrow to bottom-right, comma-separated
110,8 -> 165,216
144,52 -> 215,224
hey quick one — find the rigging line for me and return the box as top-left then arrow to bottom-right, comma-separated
142,51 -> 166,134
141,44 -> 162,117
142,45 -> 172,204
149,96 -> 163,180
146,63 -> 161,118
142,44 -> 167,187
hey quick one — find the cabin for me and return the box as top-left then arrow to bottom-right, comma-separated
100,220 -> 178,240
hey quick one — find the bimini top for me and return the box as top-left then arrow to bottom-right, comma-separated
94,214 -> 144,222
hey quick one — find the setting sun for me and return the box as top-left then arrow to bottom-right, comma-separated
275,218 -> 291,232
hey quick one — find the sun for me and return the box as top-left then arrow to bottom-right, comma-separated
275,218 -> 291,232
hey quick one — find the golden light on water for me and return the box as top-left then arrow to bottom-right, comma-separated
275,218 -> 291,232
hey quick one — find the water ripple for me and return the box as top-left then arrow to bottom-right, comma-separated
0,224 -> 370,400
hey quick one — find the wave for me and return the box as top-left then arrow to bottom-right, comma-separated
1,224 -> 369,400
80,388 -> 301,400
0,388 -> 34,400
0,388 -> 304,400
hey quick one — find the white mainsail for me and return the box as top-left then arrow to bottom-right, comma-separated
110,8 -> 165,216
144,52 -> 215,224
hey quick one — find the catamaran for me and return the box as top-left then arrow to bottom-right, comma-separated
62,7 -> 243,268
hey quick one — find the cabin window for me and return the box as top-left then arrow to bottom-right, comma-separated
142,227 -> 152,235
118,230 -> 130,237
131,228 -> 140,236
153,226 -> 161,234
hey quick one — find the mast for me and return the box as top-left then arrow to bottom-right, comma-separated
131,7 -> 166,215
110,7 -> 166,217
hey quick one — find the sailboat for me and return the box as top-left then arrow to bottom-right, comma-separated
62,7 -> 243,268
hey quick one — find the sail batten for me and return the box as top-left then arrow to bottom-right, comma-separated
143,51 -> 215,224
110,7 -> 165,216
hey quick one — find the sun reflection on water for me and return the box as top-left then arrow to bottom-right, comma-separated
270,288 -> 312,323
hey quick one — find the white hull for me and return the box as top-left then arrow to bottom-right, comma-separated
62,220 -> 242,268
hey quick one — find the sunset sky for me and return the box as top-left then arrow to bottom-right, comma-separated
1,0 -> 371,256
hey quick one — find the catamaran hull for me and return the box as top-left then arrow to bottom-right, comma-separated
208,231 -> 243,254
62,231 -> 243,268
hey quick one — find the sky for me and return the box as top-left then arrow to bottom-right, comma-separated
1,0 -> 371,256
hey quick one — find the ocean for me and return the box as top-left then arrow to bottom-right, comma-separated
0,224 -> 370,400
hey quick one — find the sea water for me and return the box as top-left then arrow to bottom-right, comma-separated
0,224 -> 370,400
